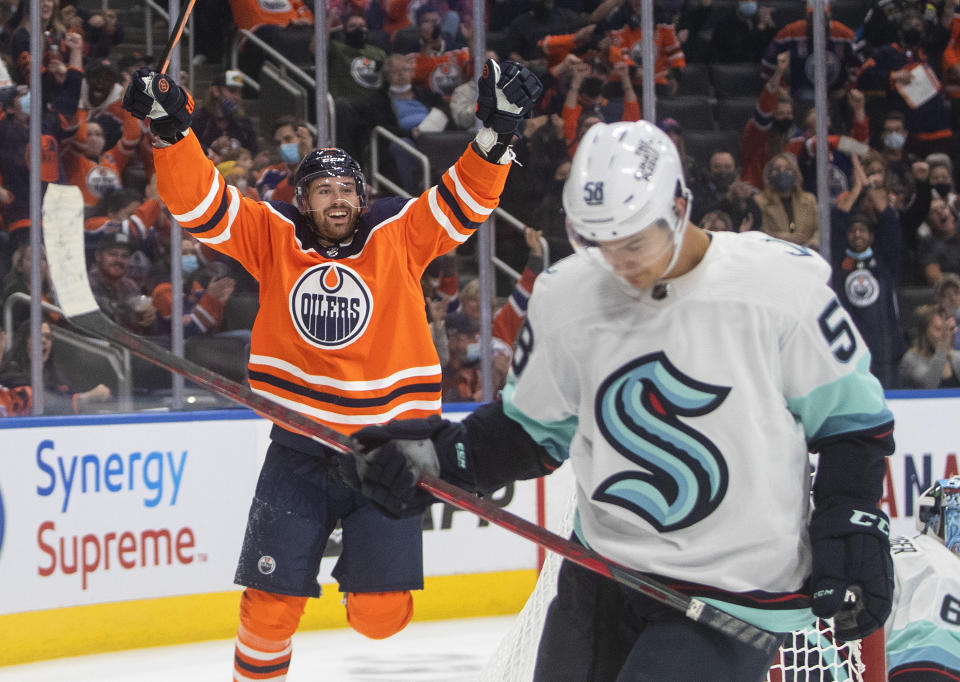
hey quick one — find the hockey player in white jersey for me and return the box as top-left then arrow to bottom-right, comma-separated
885,477 -> 960,680
344,120 -> 896,681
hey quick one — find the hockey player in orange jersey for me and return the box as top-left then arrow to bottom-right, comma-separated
122,60 -> 542,680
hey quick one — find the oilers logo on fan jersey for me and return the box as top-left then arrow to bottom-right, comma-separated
290,263 -> 372,349
844,268 -> 880,308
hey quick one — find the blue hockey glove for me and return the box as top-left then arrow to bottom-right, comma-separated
345,417 -> 451,519
808,501 -> 893,642
121,67 -> 194,143
473,59 -> 542,164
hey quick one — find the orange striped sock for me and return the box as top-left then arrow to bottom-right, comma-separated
233,625 -> 292,681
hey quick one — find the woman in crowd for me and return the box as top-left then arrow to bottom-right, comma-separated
899,304 -> 960,389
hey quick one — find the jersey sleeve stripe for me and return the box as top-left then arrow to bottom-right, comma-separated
437,180 -> 480,232
250,387 -> 442,426
248,353 -> 441,389
446,165 -> 494,218
197,186 -> 241,245
427,187 -> 473,243
171,165 -> 223,223
249,370 -> 441,408
182,186 -> 230,236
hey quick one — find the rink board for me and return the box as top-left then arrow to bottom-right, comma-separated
0,393 -> 957,665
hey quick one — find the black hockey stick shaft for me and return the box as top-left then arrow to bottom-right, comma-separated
63,311 -> 778,651
157,0 -> 198,75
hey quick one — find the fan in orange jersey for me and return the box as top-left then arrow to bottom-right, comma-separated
122,59 -> 542,680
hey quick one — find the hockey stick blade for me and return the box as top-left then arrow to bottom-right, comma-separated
41,184 -> 779,652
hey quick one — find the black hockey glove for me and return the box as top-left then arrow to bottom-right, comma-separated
808,500 -> 893,642
121,67 -> 194,143
472,59 -> 542,164
344,416 -> 454,519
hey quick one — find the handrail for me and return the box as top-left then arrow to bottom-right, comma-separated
229,29 -> 336,140
368,126 -> 550,278
3,293 -> 133,408
370,126 -> 431,197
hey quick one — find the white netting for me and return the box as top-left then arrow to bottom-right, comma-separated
479,479 -> 869,682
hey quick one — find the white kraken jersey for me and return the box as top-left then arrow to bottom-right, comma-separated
886,535 -> 960,677
502,231 -> 894,630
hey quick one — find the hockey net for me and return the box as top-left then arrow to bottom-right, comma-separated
479,473 -> 884,682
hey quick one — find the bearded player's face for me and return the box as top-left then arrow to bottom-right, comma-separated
305,176 -> 361,244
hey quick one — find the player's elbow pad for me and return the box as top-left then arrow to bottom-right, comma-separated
437,401 -> 557,495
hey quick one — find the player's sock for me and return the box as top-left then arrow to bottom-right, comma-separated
233,624 -> 292,681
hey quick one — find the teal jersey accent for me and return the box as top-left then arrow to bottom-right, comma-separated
887,621 -> 960,672
786,355 -> 894,443
502,377 -> 575,465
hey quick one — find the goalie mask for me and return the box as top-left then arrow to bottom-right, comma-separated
294,147 -> 367,215
916,476 -> 960,555
562,121 -> 693,289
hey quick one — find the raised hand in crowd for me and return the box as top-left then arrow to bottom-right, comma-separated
205,276 -> 237,304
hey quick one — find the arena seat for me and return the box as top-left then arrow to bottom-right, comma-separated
710,62 -> 764,99
682,129 -> 742,169
656,96 -> 716,131
675,63 -> 713,98
714,97 -> 758,132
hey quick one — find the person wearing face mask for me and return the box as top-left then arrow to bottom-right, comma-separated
750,152 -> 820,248
562,59 -> 640,157
689,151 -> 758,227
149,236 -> 237,339
831,154 -> 907,389
857,10 -> 954,159
190,70 -> 258,156
255,116 -> 315,203
928,156 -> 957,207
61,119 -> 130,209
741,50 -> 797,189
328,12 -> 392,162
709,0 -> 778,62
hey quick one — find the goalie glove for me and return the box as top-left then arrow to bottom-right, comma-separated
808,500 -> 893,642
121,67 -> 194,144
472,59 -> 543,164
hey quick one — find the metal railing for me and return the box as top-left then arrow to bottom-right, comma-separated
369,126 -> 550,281
229,29 -> 336,141
3,293 -> 133,409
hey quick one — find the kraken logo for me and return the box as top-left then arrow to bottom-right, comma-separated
594,351 -> 730,532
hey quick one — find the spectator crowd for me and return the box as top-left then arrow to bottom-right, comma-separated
3,0 -> 960,415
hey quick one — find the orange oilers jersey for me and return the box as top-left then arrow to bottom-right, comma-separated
154,131 -> 509,434
607,24 -> 685,85
227,0 -> 314,31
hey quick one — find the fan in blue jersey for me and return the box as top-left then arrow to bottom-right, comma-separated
346,120 -> 896,681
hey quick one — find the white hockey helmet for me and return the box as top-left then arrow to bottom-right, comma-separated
562,120 -> 693,281
916,476 -> 960,554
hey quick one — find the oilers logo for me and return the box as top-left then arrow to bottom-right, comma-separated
350,56 -> 383,90
290,263 -> 372,349
428,61 -> 464,96
844,268 -> 880,307
85,165 -> 122,199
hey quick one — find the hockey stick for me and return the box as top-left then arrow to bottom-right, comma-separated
41,184 -> 779,652
156,0 -> 198,75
